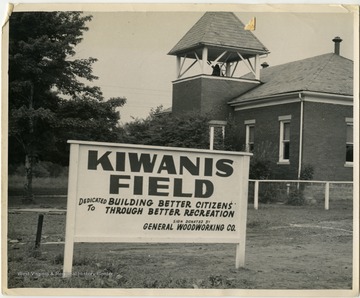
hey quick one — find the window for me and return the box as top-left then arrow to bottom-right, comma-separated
345,118 -> 353,166
278,115 -> 291,163
245,120 -> 255,152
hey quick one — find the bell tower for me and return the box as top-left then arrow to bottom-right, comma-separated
168,12 -> 269,120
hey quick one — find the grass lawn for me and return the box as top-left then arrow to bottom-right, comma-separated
8,175 -> 68,196
6,198 -> 353,290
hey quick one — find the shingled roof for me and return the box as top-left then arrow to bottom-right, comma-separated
229,53 -> 353,104
168,12 -> 269,57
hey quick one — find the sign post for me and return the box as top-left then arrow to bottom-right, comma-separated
63,140 -> 251,277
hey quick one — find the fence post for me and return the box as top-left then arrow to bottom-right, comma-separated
35,214 -> 44,249
325,182 -> 330,210
286,183 -> 291,197
254,180 -> 259,210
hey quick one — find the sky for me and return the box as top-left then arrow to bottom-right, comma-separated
71,9 -> 355,123
1,3 -> 357,124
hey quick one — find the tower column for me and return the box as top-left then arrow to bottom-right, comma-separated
255,54 -> 260,80
226,62 -> 231,77
202,47 -> 208,74
176,56 -> 181,78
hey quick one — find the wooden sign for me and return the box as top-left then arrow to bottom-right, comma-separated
63,140 -> 251,277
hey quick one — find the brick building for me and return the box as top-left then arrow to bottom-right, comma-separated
166,12 -> 353,181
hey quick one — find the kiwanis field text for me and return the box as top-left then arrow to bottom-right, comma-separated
88,150 -> 234,198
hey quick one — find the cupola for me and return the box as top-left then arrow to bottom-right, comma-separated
168,12 -> 269,119
168,12 -> 269,80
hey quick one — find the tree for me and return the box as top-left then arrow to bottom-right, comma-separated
52,96 -> 126,165
8,12 -> 125,202
118,107 -> 246,151
119,107 -> 211,149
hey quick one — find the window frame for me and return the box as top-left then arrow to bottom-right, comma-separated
345,117 -> 353,167
244,119 -> 255,153
278,115 -> 291,164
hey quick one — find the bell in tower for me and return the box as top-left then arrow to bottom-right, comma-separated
168,12 -> 269,120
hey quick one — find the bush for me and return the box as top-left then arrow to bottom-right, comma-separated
259,184 -> 278,203
12,161 -> 68,178
287,188 -> 305,206
249,159 -> 271,180
300,164 -> 314,180
120,109 -> 211,149
33,163 -> 50,177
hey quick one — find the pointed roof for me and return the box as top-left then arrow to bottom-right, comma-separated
168,12 -> 269,60
229,53 -> 353,104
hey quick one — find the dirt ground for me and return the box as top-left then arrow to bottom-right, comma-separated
6,197 -> 354,290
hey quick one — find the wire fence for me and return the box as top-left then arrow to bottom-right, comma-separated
248,179 -> 353,210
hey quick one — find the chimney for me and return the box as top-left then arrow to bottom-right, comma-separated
332,36 -> 342,55
261,62 -> 269,68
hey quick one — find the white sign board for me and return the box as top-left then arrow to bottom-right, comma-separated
63,140 -> 251,277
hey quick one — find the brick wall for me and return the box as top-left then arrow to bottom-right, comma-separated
172,78 -> 202,116
234,101 -> 301,179
172,75 -> 258,119
200,78 -> 258,120
302,101 -> 353,181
